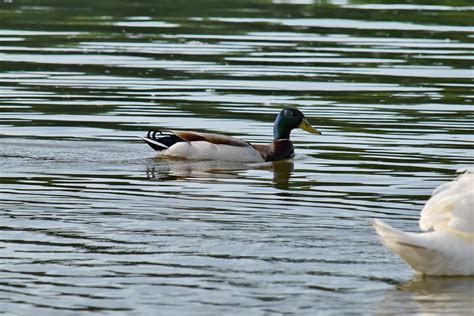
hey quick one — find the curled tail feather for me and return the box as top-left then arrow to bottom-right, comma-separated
142,130 -> 185,151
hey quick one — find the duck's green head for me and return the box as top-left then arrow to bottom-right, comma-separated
273,108 -> 321,140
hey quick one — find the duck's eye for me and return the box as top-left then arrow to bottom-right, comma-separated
289,112 -> 295,116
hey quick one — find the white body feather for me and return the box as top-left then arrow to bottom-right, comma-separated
373,168 -> 474,276
159,141 -> 265,163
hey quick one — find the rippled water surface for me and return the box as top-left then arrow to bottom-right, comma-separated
1,0 -> 473,314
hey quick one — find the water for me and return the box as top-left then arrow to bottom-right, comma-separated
1,0 -> 473,314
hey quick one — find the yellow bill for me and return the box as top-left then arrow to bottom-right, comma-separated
298,118 -> 321,135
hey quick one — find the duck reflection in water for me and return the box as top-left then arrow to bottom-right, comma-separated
145,159 -> 294,190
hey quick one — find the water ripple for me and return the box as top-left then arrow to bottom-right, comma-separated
1,0 -> 473,314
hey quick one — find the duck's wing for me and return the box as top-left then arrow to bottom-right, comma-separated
142,130 -> 251,151
171,130 -> 251,147
252,139 -> 294,162
419,169 -> 474,237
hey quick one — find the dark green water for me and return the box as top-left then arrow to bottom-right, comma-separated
1,0 -> 473,314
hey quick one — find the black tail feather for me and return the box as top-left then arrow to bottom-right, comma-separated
142,130 -> 185,151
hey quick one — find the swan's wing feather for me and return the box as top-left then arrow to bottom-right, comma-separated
449,191 -> 474,234
372,220 -> 442,274
419,171 -> 474,237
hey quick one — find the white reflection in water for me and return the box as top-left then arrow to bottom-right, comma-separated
379,276 -> 474,314
114,21 -> 179,28
207,17 -> 474,33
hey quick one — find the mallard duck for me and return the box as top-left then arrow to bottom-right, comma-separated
373,168 -> 474,276
141,108 -> 320,162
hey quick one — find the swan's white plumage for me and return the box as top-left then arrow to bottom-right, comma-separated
419,169 -> 474,237
373,168 -> 474,276
159,141 -> 265,163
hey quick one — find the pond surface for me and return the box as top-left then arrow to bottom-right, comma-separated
1,0 -> 473,314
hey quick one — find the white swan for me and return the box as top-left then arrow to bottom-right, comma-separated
373,168 -> 474,276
